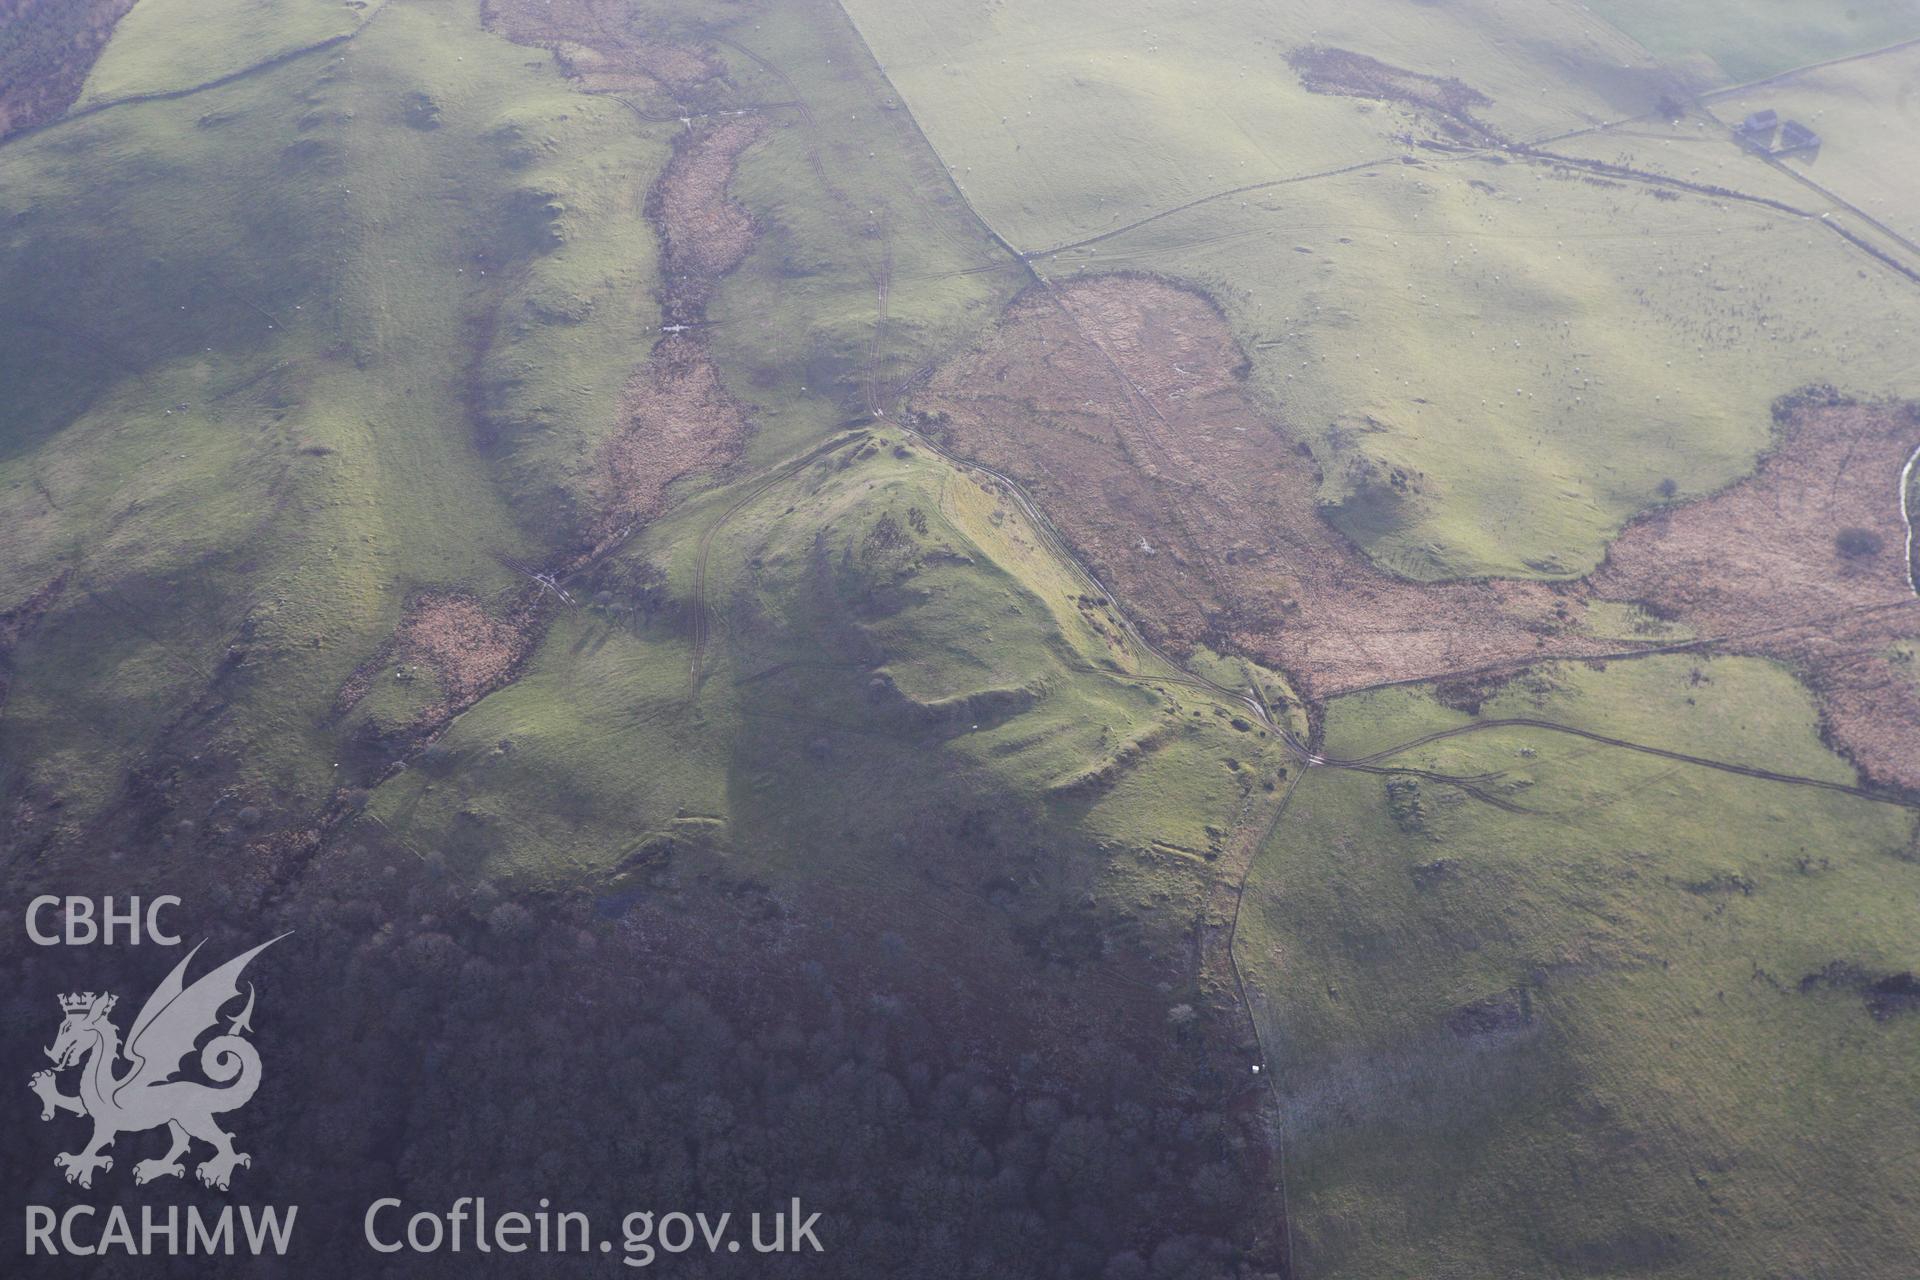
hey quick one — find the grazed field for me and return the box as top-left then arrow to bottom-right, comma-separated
855,7 -> 1920,581
75,0 -> 375,103
1711,42 -> 1920,248
1052,100 -> 1920,581
1241,657 -> 1920,1279
1585,0 -> 1920,85
841,0 -> 1667,250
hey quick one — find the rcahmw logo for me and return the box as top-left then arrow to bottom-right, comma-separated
23,929 -> 299,1259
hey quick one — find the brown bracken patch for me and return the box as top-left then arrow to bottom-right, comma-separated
582,117 -> 767,547
334,593 -> 538,746
1287,46 -> 1501,145
592,335 -> 750,543
912,277 -> 1587,700
479,5 -> 767,555
1593,392 -> 1920,789
393,594 -> 529,704
912,277 -> 1920,788
652,118 -> 768,310
0,0 -> 137,140
578,117 -> 767,545
479,0 -> 721,98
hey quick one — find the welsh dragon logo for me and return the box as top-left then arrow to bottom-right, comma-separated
29,936 -> 286,1190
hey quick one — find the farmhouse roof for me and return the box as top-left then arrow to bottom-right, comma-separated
1778,120 -> 1820,151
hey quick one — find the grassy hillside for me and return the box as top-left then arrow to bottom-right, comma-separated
78,0 -> 378,104
4,1 -> 1916,1272
840,0 -> 1667,252
702,0 -> 1027,464
1712,43 -> 1920,247
368,429 -> 1284,908
1585,0 -> 1920,85
0,0 -> 1120,864
0,0 -> 670,824
1241,656 -> 1920,1277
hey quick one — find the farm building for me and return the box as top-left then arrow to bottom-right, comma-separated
1735,108 -> 1779,149
1777,120 -> 1821,153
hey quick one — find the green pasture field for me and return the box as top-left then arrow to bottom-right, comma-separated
1585,0 -> 1920,86
839,0 -> 1665,253
1712,42 -> 1920,248
80,0 -> 378,105
1037,154 -> 1920,579
1240,654 -> 1920,1276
